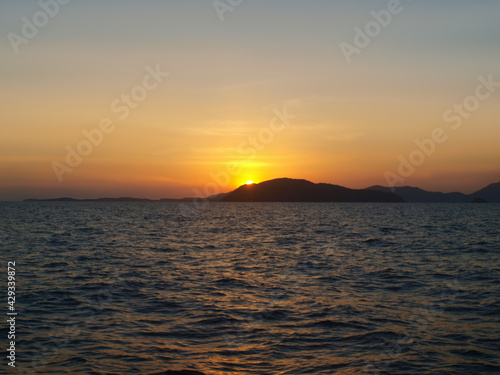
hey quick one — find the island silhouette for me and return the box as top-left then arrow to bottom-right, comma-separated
24,178 -> 500,203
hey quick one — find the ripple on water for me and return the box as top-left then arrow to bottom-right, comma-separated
1,202 -> 499,374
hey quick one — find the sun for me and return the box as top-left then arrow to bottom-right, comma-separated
245,180 -> 255,185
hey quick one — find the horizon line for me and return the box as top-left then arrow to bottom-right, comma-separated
5,177 -> 499,202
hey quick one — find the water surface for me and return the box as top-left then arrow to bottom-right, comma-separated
1,202 -> 499,374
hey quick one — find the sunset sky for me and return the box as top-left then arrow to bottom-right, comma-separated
1,0 -> 499,200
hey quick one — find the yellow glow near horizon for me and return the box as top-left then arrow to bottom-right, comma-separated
245,180 -> 255,185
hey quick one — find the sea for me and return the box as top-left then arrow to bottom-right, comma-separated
1,202 -> 499,375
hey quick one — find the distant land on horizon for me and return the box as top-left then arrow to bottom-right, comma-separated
367,183 -> 500,203
23,178 -> 500,203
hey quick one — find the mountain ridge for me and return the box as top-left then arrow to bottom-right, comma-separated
22,178 -> 500,203
367,181 -> 500,203
220,178 -> 403,202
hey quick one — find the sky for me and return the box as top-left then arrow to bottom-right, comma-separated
1,0 -> 499,200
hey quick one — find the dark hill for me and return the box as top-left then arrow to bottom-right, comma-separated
367,186 -> 469,203
220,178 -> 404,202
368,182 -> 500,203
470,182 -> 500,203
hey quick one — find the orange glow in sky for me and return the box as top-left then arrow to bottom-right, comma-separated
1,2 -> 499,200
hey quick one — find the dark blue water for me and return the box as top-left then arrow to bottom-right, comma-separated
1,202 -> 500,374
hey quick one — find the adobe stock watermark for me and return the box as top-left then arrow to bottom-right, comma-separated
52,64 -> 169,182
213,0 -> 243,21
7,0 -> 72,54
180,105 -> 296,217
340,0 -> 412,63
384,74 -> 499,189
